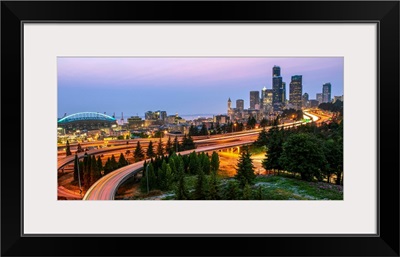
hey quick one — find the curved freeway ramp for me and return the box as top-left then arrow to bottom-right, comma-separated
83,140 -> 254,200
57,144 -> 135,170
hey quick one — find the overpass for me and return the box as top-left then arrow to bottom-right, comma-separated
63,111 -> 326,200
57,112 -> 321,171
83,140 -> 254,200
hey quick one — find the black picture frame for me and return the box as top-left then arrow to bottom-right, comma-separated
1,1 -> 399,256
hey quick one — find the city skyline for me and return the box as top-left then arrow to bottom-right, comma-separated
58,57 -> 343,118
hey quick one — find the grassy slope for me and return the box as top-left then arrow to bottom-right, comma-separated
255,175 -> 343,200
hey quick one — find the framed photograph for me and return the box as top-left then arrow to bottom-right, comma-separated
2,1 -> 399,256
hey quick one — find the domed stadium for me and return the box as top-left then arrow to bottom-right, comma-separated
57,112 -> 117,131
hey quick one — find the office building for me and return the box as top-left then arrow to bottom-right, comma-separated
322,83 -> 332,103
250,91 -> 260,109
316,93 -> 323,104
289,75 -> 303,110
302,93 -> 309,108
236,99 -> 244,111
272,66 -> 283,110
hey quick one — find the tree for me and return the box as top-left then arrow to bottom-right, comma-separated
255,128 -> 268,147
146,141 -> 156,158
164,164 -> 173,191
188,151 -> 199,175
188,124 -> 198,136
255,186 -> 263,200
90,155 -> 101,186
168,154 -> 178,177
279,133 -> 327,181
208,171 -> 219,200
103,157 -> 112,175
247,116 -> 257,129
193,168 -> 208,200
77,143 -> 83,153
156,137 -> 164,156
209,123 -> 216,135
110,154 -> 118,171
157,160 -> 173,191
260,118 -> 268,128
237,122 -> 244,132
165,136 -> 173,155
133,141 -> 145,162
200,123 -> 208,136
175,158 -> 189,200
182,134 -> 195,150
215,122 -> 222,134
224,180 -> 240,200
83,153 -> 91,189
242,183 -> 253,200
235,148 -> 256,187
73,154 -> 79,182
96,156 -> 103,176
141,163 -> 156,193
173,136 -> 181,153
210,151 -> 220,174
79,161 -> 84,183
322,139 -> 342,183
262,125 -> 284,174
200,152 -> 211,175
118,153 -> 128,168
66,140 -> 72,156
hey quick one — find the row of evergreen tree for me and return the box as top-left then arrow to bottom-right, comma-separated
65,141 -> 86,156
73,152 -> 130,190
69,134 -> 197,188
140,151 -> 220,195
139,146 -> 261,200
130,135 -> 196,162
256,120 -> 343,184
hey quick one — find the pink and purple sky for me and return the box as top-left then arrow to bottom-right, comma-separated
58,57 -> 343,118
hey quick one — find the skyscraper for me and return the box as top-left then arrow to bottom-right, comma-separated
289,75 -> 303,110
272,66 -> 283,111
263,89 -> 273,113
250,91 -> 260,109
273,65 -> 281,77
316,93 -> 323,104
322,83 -> 332,103
261,86 -> 267,110
302,93 -> 309,108
281,82 -> 286,103
236,99 -> 244,111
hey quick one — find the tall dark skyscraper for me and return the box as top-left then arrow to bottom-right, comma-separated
289,75 -> 303,110
273,65 -> 281,77
322,83 -> 332,103
272,65 -> 283,111
236,99 -> 244,111
250,91 -> 260,109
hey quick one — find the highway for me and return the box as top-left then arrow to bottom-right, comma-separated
62,110 -> 328,200
83,140 -> 254,200
58,186 -> 83,199
58,111 -> 322,171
